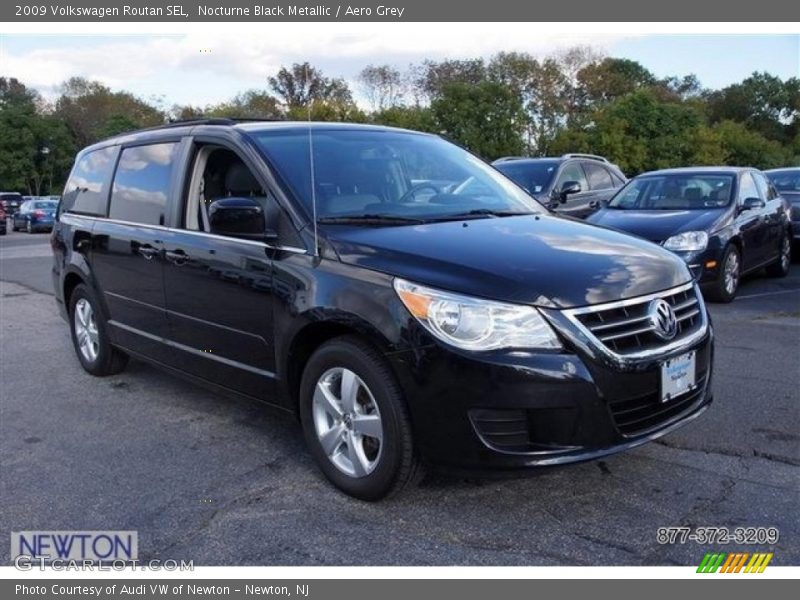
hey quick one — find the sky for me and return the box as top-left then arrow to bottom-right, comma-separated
0,28 -> 797,109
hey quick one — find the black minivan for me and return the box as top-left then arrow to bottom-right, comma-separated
52,119 -> 714,499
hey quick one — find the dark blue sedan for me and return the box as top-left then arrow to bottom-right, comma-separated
587,167 -> 792,302
12,199 -> 58,233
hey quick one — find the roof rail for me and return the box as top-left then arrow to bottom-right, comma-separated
494,156 -> 529,162
562,153 -> 610,163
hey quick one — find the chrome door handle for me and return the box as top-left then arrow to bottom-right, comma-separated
138,246 -> 159,260
165,249 -> 189,265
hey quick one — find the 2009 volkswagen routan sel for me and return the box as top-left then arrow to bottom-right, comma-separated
52,119 -> 714,500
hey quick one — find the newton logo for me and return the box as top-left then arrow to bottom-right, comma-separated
697,552 -> 773,573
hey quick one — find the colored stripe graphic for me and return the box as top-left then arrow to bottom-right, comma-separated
696,552 -> 772,573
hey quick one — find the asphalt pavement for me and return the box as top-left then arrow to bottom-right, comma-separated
1,228 -> 798,566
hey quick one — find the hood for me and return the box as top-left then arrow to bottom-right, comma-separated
322,214 -> 691,309
587,208 -> 727,243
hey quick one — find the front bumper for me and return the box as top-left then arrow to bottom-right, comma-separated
389,315 -> 714,470
672,246 -> 725,285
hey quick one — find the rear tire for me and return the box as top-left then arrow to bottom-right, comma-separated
765,231 -> 791,278
706,245 -> 740,303
299,335 -> 422,500
69,284 -> 129,376
26,220 -> 32,234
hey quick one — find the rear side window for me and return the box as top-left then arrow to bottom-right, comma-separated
61,147 -> 117,216
109,143 -> 178,226
584,162 -> 614,190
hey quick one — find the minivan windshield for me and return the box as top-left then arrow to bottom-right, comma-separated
251,128 -> 541,222
608,173 -> 735,210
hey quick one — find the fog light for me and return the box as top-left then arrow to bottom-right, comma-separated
705,260 -> 717,269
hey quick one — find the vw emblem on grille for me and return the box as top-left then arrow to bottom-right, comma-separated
648,298 -> 678,341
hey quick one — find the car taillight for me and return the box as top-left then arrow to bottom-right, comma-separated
33,210 -> 45,217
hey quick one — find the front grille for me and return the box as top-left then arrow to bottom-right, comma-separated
791,204 -> 800,222
570,285 -> 703,356
608,372 -> 708,437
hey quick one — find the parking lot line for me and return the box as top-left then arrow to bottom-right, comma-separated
735,288 -> 800,300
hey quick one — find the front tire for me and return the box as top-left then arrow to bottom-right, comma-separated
299,336 -> 421,500
765,232 -> 791,278
69,284 -> 129,376
26,219 -> 32,234
707,245 -> 740,303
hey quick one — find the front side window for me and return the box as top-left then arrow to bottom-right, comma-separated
753,172 -> 777,200
109,143 -> 178,226
609,173 -> 735,210
555,162 -> 588,193
738,172 -> 760,202
583,162 -> 614,190
61,146 -> 117,216
250,129 -> 540,221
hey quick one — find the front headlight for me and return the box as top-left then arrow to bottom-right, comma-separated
663,231 -> 709,252
393,278 -> 562,351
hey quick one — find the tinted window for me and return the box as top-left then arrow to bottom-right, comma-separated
494,160 -> 559,194
61,147 -> 117,216
738,172 -> 759,202
109,143 -> 178,225
555,162 -> 588,192
584,162 -> 614,190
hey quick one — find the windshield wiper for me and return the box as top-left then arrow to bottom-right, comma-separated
316,214 -> 427,226
429,208 -> 533,221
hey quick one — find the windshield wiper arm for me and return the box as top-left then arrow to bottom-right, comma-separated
316,214 -> 427,226
429,208 -> 533,221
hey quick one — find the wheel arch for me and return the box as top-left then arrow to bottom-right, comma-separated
281,316 -> 398,416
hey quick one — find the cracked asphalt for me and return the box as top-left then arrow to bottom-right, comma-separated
1,230 -> 798,566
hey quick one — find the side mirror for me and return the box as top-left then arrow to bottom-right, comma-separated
740,197 -> 766,212
209,197 -> 273,241
559,180 -> 582,203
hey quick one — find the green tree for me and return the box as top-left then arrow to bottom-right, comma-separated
431,82 -> 524,160
411,59 -> 486,102
207,90 -> 282,119
0,78 -> 77,194
371,105 -> 437,132
713,120 -> 790,169
55,77 -> 164,147
706,72 -> 799,143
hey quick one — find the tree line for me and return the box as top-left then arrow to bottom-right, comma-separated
1,46 -> 798,196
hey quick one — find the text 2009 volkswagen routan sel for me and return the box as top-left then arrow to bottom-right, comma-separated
52,120 -> 714,500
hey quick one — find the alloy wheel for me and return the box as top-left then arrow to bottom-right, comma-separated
780,237 -> 791,272
311,367 -> 383,478
74,298 -> 99,363
724,251 -> 740,296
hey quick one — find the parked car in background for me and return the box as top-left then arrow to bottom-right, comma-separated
0,192 -> 23,216
493,154 -> 626,218
765,167 -> 800,248
588,167 -> 792,302
0,201 -> 6,235
53,119 -> 712,500
12,199 -> 59,233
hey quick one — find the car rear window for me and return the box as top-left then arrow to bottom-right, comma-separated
61,147 -> 118,216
